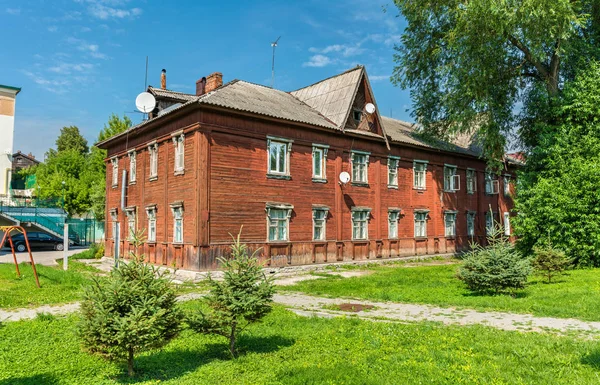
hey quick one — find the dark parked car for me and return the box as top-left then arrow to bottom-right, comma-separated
3,232 -> 66,252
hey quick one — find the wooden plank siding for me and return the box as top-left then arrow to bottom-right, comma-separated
104,108 -> 517,271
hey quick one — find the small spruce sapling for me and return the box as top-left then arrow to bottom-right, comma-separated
532,245 -> 570,283
79,231 -> 182,377
188,228 -> 275,357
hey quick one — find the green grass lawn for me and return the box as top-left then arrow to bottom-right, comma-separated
282,263 -> 600,321
2,303 -> 600,384
0,262 -> 99,309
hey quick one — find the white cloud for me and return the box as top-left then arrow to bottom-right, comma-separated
303,55 -> 334,68
6,8 -> 20,15
369,75 -> 390,82
22,71 -> 71,94
75,0 -> 143,20
67,37 -> 109,60
309,44 -> 365,58
48,26 -> 58,32
48,63 -> 94,75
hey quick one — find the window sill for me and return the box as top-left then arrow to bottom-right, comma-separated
149,176 -> 158,182
388,185 -> 398,189
445,236 -> 456,240
267,241 -> 291,245
129,181 -> 136,186
351,182 -> 369,187
266,174 -> 291,180
146,241 -> 157,245
351,239 -> 369,243
443,190 -> 456,193
112,184 -> 118,189
173,242 -> 184,248
174,170 -> 185,176
312,178 -> 327,184
415,237 -> 428,241
467,191 -> 475,195
413,187 -> 426,191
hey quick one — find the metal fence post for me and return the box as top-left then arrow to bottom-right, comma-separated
63,223 -> 69,271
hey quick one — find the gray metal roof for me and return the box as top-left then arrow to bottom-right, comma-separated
148,86 -> 198,102
198,80 -> 337,130
290,66 -> 363,129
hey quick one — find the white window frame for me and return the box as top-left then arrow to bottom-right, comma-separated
444,211 -> 457,238
170,202 -> 184,244
267,136 -> 293,178
413,160 -> 428,190
312,144 -> 329,181
128,150 -> 136,184
312,206 -> 329,241
466,169 -> 477,194
111,157 -> 118,187
414,210 -> 428,238
351,151 -> 370,184
443,165 -> 460,192
146,205 -> 157,242
467,211 -> 476,237
504,212 -> 511,236
172,132 -> 185,174
109,209 -> 118,239
388,156 -> 400,188
485,172 -> 499,195
266,203 -> 293,242
148,142 -> 158,180
351,208 -> 371,240
388,209 -> 401,239
485,211 -> 495,235
503,175 -> 511,196
125,207 -> 136,240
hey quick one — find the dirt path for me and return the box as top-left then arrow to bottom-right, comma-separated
3,292 -> 600,338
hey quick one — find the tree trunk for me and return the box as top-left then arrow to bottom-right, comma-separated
229,321 -> 237,358
127,347 -> 135,377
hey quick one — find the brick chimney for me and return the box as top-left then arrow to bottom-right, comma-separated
196,77 -> 206,96
205,72 -> 223,94
160,69 -> 167,90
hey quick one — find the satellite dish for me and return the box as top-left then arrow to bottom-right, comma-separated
135,92 -> 156,113
339,171 -> 351,185
365,103 -> 376,114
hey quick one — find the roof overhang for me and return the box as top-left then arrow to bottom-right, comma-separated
0,85 -> 21,96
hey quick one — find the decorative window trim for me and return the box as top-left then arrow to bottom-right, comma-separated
128,150 -> 137,184
312,204 -> 329,241
111,157 -> 118,188
388,208 -> 401,239
414,209 -> 429,239
351,151 -> 370,185
443,164 -> 459,192
444,210 -> 458,238
503,175 -> 511,196
466,168 -> 477,194
351,207 -> 371,240
466,211 -> 477,237
413,160 -> 428,190
124,206 -> 136,240
504,212 -> 511,236
312,144 -> 329,182
266,136 -> 293,179
145,205 -> 157,243
485,171 -> 500,195
388,156 -> 400,188
170,201 -> 184,244
172,132 -> 185,175
148,141 -> 158,180
266,202 -> 293,242
109,208 -> 118,222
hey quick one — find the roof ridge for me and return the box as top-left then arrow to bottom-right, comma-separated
148,86 -> 195,96
290,65 -> 364,93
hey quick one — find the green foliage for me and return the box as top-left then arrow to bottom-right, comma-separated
532,246 -> 570,283
71,243 -> 105,260
391,0 -> 600,162
187,230 -> 275,357
79,235 -> 182,376
97,113 -> 132,142
457,228 -> 532,294
3,306 -> 600,384
55,125 -> 89,155
513,61 -> 600,266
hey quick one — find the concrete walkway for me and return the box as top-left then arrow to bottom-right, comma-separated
3,292 -> 600,338
0,248 -> 86,266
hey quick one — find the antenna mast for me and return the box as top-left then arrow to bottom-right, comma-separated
271,36 -> 281,88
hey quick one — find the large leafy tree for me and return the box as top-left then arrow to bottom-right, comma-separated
391,0 -> 600,161
55,125 -> 89,155
513,61 -> 600,266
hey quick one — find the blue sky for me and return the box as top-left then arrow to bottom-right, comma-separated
1,0 -> 411,159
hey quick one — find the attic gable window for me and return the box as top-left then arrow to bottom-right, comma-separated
267,136 -> 293,180
128,150 -> 136,184
388,156 -> 400,188
353,109 -> 362,124
312,144 -> 328,182
351,151 -> 370,184
111,158 -> 118,188
171,131 -> 185,175
148,142 -> 158,180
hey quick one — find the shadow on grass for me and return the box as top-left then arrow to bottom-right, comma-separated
461,290 -> 528,299
115,335 -> 294,383
276,363 -> 382,385
0,373 -> 58,385
581,350 -> 600,369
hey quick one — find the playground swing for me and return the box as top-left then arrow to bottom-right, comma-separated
0,226 -> 40,288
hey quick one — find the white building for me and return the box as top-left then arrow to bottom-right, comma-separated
0,84 -> 20,197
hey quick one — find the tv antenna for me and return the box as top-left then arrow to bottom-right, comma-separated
135,56 -> 155,121
271,36 -> 281,88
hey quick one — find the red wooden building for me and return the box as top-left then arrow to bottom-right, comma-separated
97,66 -> 520,270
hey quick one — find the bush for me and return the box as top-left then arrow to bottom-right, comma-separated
457,226 -> 532,294
79,234 -> 182,376
187,229 -> 275,357
94,242 -> 105,259
532,246 -> 570,283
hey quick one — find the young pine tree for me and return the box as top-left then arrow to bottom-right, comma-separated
532,245 -> 570,283
79,233 -> 182,376
188,229 -> 275,357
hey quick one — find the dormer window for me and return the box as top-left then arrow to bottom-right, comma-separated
353,109 -> 362,123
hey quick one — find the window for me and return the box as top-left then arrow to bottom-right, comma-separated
111,158 -> 118,187
466,169 -> 477,194
504,176 -> 511,196
170,202 -> 184,243
485,172 -> 499,194
172,132 -> 185,173
148,142 -> 158,179
352,208 -> 370,240
351,152 -> 370,184
413,161 -> 427,189
146,206 -> 157,242
388,209 -> 400,239
414,211 -> 428,238
312,206 -> 329,240
125,207 -> 136,240
485,211 -> 494,235
444,165 -> 459,191
467,212 -> 476,237
128,150 -> 136,183
110,209 -> 118,239
266,203 -> 293,241
388,157 -> 400,187
267,136 -> 292,177
312,144 -> 328,181
353,109 -> 362,123
504,212 -> 511,236
444,211 -> 457,237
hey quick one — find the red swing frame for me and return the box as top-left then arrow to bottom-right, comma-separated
0,226 -> 40,288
